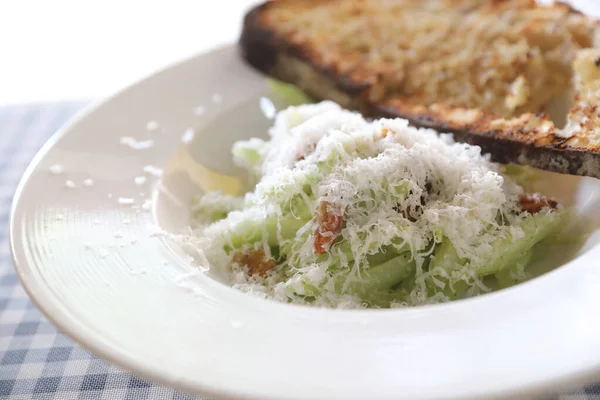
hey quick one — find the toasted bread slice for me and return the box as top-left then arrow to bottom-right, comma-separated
240,0 -> 600,177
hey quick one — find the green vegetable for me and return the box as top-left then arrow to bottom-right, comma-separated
361,288 -> 410,308
425,211 -> 564,298
267,79 -> 313,106
227,198 -> 312,250
191,193 -> 244,223
289,252 -> 415,300
475,210 -> 564,276
343,253 -> 415,298
426,240 -> 467,299
426,211 -> 562,299
500,164 -> 542,190
232,140 -> 264,170
430,239 -> 465,272
228,212 -> 311,250
494,250 -> 533,289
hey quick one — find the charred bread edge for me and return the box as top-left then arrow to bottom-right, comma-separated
239,1 -> 600,178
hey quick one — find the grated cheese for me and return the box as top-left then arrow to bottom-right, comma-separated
146,121 -> 159,131
193,105 -> 206,117
120,136 -> 155,150
134,176 -> 148,185
49,164 -> 64,175
142,199 -> 152,211
181,128 -> 195,143
191,102 -> 552,308
259,96 -> 277,119
143,165 -> 163,178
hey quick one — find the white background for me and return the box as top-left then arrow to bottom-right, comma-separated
0,0 -> 598,106
0,0 -> 255,105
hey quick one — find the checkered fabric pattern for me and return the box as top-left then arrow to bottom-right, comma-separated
0,103 -> 599,400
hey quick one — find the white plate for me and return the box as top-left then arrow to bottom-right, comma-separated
10,45 -> 600,400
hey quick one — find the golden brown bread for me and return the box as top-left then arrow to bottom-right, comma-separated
240,0 -> 600,178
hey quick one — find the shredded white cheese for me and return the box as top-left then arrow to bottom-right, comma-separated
193,105 -> 206,117
259,97 -> 277,119
182,128 -> 195,143
191,102 -> 541,308
143,165 -> 163,178
118,197 -> 135,206
142,199 -> 152,211
120,136 -> 155,150
49,164 -> 64,175
146,121 -> 159,131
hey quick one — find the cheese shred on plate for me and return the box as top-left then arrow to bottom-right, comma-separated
189,101 -> 565,308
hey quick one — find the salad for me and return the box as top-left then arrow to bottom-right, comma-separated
189,88 -> 567,308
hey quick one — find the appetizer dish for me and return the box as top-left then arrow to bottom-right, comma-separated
190,98 -> 567,308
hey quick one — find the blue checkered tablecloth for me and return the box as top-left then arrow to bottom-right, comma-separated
0,102 -> 599,400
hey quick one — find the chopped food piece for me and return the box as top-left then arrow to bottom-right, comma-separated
232,249 -> 276,277
313,201 -> 344,254
518,194 -> 559,214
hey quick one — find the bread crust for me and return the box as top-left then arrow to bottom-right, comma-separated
240,0 -> 600,177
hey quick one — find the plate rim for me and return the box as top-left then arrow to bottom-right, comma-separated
9,43 -> 600,400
